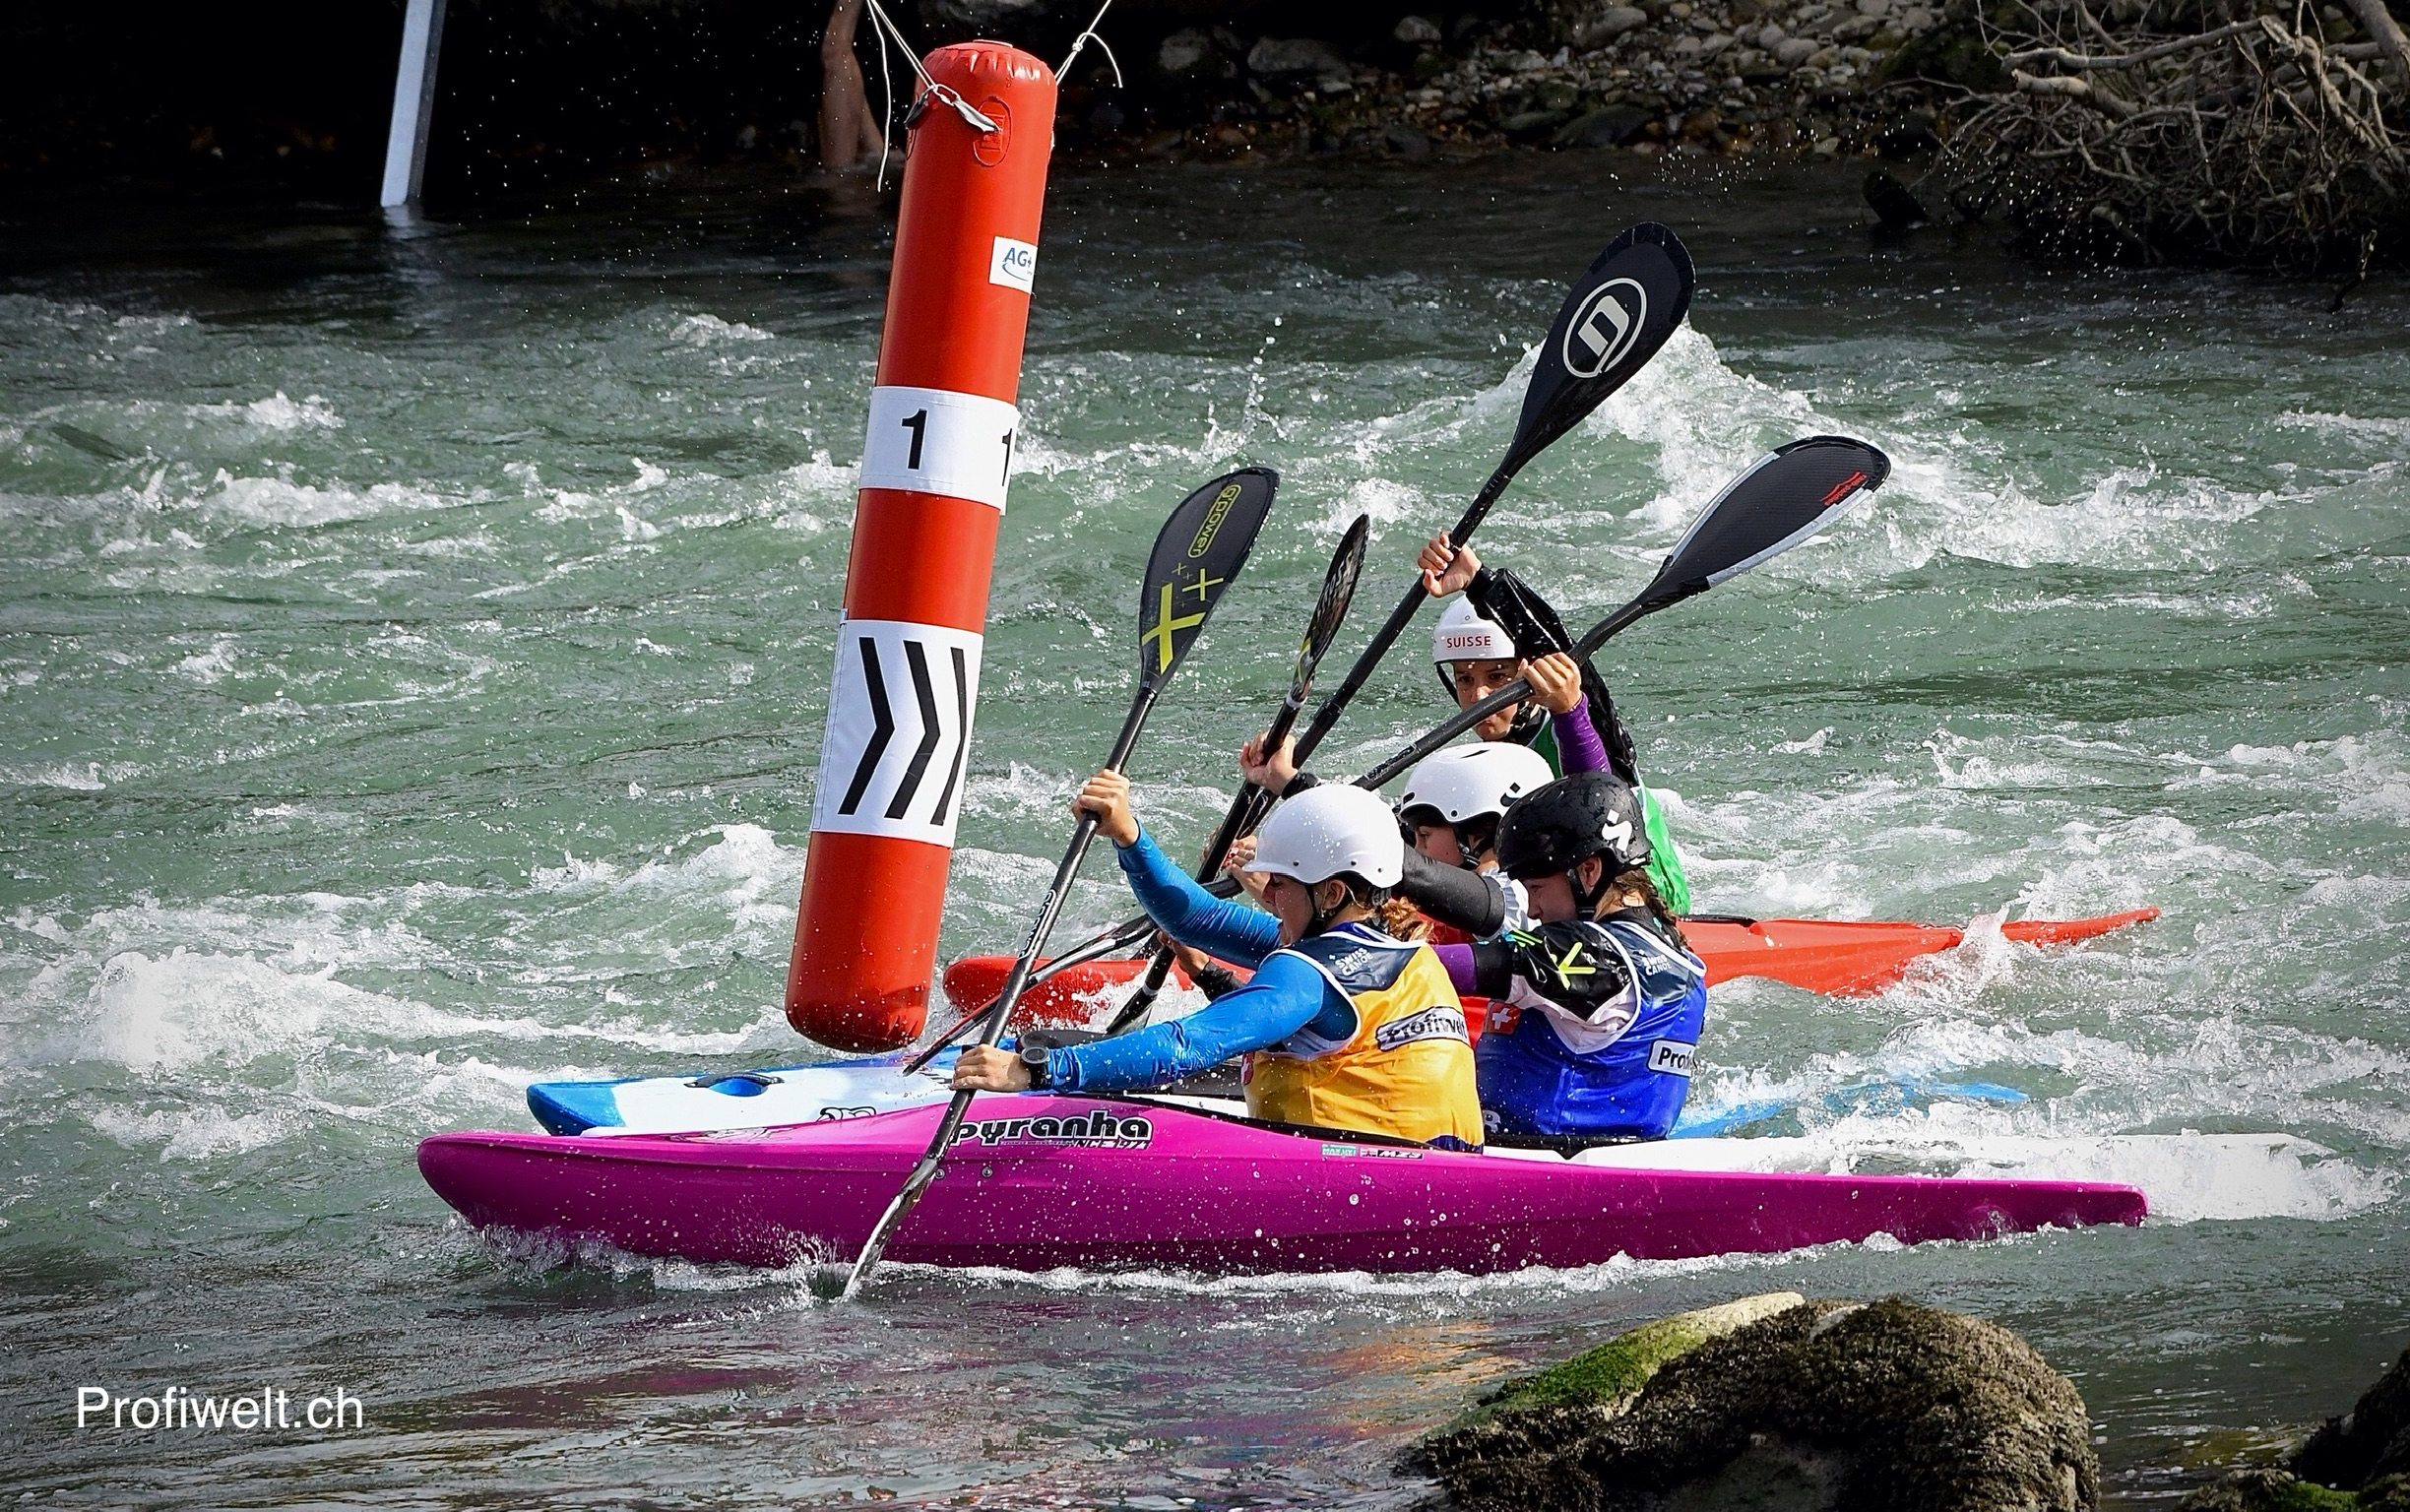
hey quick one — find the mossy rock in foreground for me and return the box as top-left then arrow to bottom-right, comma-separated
1416,1295 -> 2097,1512
1414,1292 -> 1806,1457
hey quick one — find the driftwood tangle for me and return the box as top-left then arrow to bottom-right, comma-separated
1930,0 -> 2410,269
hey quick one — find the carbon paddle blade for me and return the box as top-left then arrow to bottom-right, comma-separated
1298,514 -> 1369,690
1102,511 -> 1373,1038
1501,222 -> 1694,480
1138,467 -> 1278,691
1634,435 -> 1889,609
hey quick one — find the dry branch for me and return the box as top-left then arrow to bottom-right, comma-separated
1931,0 -> 2410,271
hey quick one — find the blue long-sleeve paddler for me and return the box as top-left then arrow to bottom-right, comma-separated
1038,828 -> 1357,1094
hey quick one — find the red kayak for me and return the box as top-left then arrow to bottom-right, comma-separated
939,909 -> 2159,1028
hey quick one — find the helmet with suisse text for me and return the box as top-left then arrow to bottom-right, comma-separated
1430,597 -> 1515,692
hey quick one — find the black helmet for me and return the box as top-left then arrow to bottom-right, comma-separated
1495,771 -> 1652,889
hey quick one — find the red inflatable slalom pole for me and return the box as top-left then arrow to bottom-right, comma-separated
786,43 -> 1057,1052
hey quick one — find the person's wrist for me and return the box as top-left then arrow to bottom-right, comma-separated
1017,1044 -> 1053,1091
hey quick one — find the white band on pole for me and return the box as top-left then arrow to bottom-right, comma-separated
810,620 -> 985,847
858,386 -> 1021,513
380,0 -> 450,209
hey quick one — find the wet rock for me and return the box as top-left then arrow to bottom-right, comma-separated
2294,1344 -> 2410,1492
1246,36 -> 1351,93
921,0 -> 1048,26
1415,1295 -> 2097,1512
1574,5 -> 1653,44
1875,109 -> 1940,157
1156,30 -> 1232,83
1419,1292 -> 1804,1454
1775,35 -> 1821,64
1555,104 -> 1653,147
1394,14 -> 1441,45
1865,168 -> 1929,227
2171,1468 -> 2354,1510
1382,120 -> 1432,158
1501,108 -> 1571,138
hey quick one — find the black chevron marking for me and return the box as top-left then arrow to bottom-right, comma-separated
837,635 -> 894,816
887,638 -> 944,820
929,645 -> 970,825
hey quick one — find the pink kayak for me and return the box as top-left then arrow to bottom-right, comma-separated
418,1096 -> 2146,1274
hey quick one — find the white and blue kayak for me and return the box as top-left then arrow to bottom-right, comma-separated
525,1049 -> 2024,1140
529,1048 -> 963,1136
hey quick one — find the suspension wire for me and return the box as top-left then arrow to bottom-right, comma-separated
1058,0 -> 1124,86
857,0 -> 1001,189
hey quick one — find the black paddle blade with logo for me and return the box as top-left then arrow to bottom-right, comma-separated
1299,514 -> 1370,678
1137,467 -> 1278,690
1644,435 -> 1890,603
1504,223 -> 1694,479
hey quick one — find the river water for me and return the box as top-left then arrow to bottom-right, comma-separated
2,157 -> 2405,1507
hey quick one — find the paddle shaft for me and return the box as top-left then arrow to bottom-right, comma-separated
845,689 -> 1161,1292
1292,463 -> 1511,773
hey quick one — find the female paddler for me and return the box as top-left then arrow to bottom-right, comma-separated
1418,532 -> 1690,914
951,776 -> 1487,1149
1436,771 -> 1707,1144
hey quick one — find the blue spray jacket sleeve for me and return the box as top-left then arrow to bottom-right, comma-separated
1113,828 -> 1281,967
1050,952 -> 1335,1092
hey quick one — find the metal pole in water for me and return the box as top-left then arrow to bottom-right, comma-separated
379,0 -> 449,209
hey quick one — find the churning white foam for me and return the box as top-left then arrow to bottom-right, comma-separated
189,392 -> 345,432
202,472 -> 455,529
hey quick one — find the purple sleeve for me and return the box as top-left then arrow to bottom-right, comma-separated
1433,942 -> 1478,994
1552,701 -> 1610,776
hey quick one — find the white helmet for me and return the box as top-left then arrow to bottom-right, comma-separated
1250,784 -> 1404,890
1398,742 -> 1555,825
1431,597 -> 1514,669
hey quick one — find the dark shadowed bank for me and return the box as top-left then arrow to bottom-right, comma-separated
9,0 -> 2402,270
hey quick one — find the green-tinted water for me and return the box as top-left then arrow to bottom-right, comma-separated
3,158 -> 2406,1506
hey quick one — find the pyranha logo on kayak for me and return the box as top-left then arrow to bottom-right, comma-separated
954,1111 -> 1155,1149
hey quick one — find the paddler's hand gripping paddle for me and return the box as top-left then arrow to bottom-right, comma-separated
1355,436 -> 1892,791
1105,225 -> 1694,1030
842,467 -> 1278,1296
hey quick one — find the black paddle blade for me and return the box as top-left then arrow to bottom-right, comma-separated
1640,435 -> 1890,605
1502,223 -> 1694,480
1298,514 -> 1370,683
1138,467 -> 1279,689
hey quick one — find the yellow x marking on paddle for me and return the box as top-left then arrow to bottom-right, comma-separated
1144,582 -> 1206,672
1554,941 -> 1596,978
1182,569 -> 1224,602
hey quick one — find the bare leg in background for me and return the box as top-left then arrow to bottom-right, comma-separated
819,0 -> 886,169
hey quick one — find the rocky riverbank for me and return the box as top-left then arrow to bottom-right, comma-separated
1066,0 -> 1966,164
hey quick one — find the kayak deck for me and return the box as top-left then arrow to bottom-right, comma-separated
420,1096 -> 2147,1275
